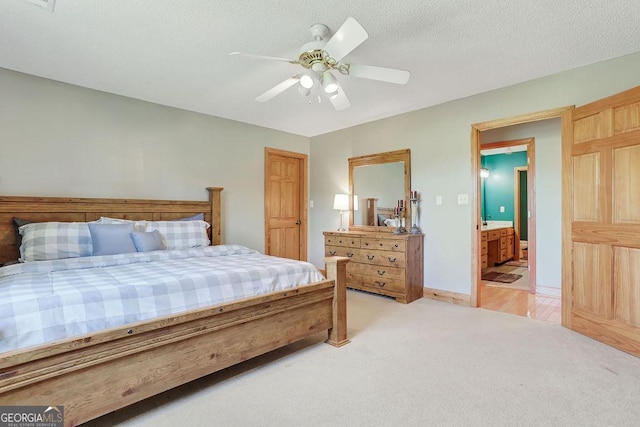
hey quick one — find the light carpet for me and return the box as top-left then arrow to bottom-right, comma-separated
86,290 -> 640,426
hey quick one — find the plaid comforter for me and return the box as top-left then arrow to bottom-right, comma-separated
0,245 -> 324,353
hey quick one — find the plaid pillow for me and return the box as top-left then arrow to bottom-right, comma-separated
19,222 -> 93,262
146,220 -> 210,250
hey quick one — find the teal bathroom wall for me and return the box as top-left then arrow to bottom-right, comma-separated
481,151 -> 528,222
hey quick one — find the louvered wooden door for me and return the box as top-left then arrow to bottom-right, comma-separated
570,86 -> 640,356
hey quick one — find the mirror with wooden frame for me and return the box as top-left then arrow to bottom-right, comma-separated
348,149 -> 411,231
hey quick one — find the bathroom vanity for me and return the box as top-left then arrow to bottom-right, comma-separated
481,225 -> 515,268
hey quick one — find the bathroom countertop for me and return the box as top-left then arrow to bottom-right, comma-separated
481,220 -> 513,231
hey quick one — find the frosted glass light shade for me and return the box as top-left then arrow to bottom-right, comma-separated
300,74 -> 314,89
333,194 -> 349,211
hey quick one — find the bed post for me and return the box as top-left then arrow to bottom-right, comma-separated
324,256 -> 350,347
207,187 -> 223,245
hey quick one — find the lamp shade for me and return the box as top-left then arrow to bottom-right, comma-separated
333,194 -> 349,211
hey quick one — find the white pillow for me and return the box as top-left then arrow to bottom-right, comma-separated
19,222 -> 93,262
146,220 -> 210,250
98,216 -> 147,232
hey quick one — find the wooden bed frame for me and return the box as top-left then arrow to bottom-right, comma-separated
0,187 -> 349,426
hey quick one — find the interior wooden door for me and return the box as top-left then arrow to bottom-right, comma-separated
264,148 -> 308,261
569,85 -> 640,356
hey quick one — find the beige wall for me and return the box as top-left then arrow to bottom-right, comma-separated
310,52 -> 640,296
0,68 -> 310,251
3,51 -> 640,297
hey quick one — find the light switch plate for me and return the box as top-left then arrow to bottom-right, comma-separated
457,194 -> 469,205
500,206 -> 505,213
436,196 -> 442,206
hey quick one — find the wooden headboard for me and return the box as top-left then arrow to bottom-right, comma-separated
365,198 -> 395,226
0,187 -> 223,265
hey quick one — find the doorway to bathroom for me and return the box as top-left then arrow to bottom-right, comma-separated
471,109 -> 565,323
480,138 -> 535,295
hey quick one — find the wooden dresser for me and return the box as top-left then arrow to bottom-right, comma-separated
323,231 -> 424,303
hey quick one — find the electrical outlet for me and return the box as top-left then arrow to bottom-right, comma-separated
436,196 -> 442,206
309,200 -> 314,208
500,206 -> 505,213
457,194 -> 469,205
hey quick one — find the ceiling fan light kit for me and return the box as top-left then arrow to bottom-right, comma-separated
298,84 -> 311,96
299,74 -> 314,89
321,71 -> 338,94
231,17 -> 410,110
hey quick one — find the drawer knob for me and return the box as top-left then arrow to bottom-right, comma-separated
394,244 -> 398,248
375,281 -> 386,287
367,255 -> 375,260
351,241 -> 355,244
339,240 -> 343,244
379,243 -> 383,247
347,252 -> 354,258
365,242 -> 369,246
329,250 -> 336,256
377,270 -> 386,276
388,257 -> 397,262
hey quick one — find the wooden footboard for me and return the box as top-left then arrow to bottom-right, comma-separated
0,257 -> 348,426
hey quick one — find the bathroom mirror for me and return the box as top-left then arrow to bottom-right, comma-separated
349,149 -> 411,231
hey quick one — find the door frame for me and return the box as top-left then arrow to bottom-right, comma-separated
470,106 -> 573,328
513,165 -> 528,263
264,147 -> 308,261
480,138 -> 536,293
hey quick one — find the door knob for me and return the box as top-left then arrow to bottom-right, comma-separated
295,220 -> 301,225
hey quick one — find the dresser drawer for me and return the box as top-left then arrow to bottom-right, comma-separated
325,246 -> 357,259
347,272 -> 406,294
500,229 -> 507,237
352,248 -> 406,268
481,240 -> 488,255
348,262 -> 405,280
324,235 -> 361,248
361,238 -> 406,252
481,232 -> 487,242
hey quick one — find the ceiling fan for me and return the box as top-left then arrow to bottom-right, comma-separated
230,17 -> 410,111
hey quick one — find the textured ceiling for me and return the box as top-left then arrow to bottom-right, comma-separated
1,0 -> 639,137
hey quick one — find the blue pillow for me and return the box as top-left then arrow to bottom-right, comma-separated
88,223 -> 137,256
179,213 -> 204,221
130,230 -> 167,252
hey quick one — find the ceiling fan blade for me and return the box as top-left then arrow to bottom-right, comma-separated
346,63 -> 410,84
328,81 -> 351,111
230,52 -> 298,64
323,17 -> 368,63
255,76 -> 300,102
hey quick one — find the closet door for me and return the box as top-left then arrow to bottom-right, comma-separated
264,148 -> 308,261
570,85 -> 640,356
